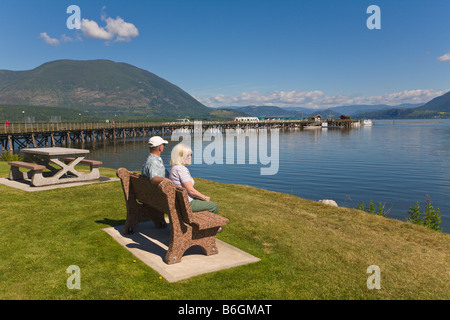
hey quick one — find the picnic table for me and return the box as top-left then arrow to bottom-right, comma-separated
8,147 -> 102,187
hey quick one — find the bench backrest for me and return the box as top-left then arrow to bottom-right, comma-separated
130,174 -> 172,213
174,186 -> 194,224
117,168 -> 189,228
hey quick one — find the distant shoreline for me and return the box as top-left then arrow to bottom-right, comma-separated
376,121 -> 444,124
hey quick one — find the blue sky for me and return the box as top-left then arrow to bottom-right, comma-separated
0,0 -> 449,109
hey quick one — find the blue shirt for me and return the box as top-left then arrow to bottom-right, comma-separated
141,154 -> 168,179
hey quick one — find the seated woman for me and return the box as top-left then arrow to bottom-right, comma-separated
169,143 -> 219,214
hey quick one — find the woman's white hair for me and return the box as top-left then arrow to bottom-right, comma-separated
170,143 -> 192,166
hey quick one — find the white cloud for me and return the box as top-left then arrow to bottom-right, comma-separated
104,16 -> 139,42
81,18 -> 114,40
81,9 -> 138,43
40,32 -> 83,45
39,32 -> 59,46
60,34 -> 75,42
438,52 -> 450,62
198,89 -> 447,109
198,90 -> 325,108
41,7 -> 138,46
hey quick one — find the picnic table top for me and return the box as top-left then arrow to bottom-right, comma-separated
21,147 -> 90,156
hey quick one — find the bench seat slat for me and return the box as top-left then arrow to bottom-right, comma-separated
8,161 -> 46,171
189,211 -> 229,230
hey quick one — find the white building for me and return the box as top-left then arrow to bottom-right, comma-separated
234,117 -> 259,122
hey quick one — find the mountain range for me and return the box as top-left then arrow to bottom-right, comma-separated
0,59 -> 448,121
354,92 -> 450,119
220,101 -> 447,119
283,103 -> 423,115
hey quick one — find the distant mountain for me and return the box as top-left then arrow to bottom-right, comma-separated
217,106 -> 248,110
327,103 -> 422,116
235,105 -> 302,118
239,103 -> 426,120
227,105 -> 363,119
234,97 -> 449,120
215,95 -> 450,120
209,108 -> 249,120
232,105 -> 379,119
0,59 -> 211,118
415,91 -> 450,112
308,108 -> 341,119
277,106 -> 317,114
355,91 -> 450,119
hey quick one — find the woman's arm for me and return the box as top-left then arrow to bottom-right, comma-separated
181,180 -> 210,201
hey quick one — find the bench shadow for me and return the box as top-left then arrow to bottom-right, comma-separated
124,228 -> 168,260
101,220 -> 204,262
95,218 -> 126,227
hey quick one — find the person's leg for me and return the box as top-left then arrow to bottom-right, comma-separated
190,199 -> 219,214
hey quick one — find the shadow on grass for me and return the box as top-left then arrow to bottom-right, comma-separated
95,218 -> 126,227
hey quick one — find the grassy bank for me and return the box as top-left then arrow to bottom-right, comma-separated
0,161 -> 448,299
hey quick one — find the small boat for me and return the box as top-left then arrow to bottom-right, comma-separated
363,119 -> 373,126
303,124 -> 322,129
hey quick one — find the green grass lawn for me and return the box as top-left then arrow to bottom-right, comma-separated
0,161 -> 448,299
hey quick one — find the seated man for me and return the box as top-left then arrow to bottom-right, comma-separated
142,136 -> 170,182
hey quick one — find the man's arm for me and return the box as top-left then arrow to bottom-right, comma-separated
150,176 -> 171,184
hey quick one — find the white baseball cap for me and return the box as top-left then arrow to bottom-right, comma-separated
148,136 -> 168,147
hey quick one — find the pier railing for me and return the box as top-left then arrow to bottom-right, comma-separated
1,121 -> 165,134
0,119 -> 324,134
1,119 -> 360,152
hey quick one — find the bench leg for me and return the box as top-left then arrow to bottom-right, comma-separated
193,228 -> 220,256
9,166 -> 26,181
123,199 -> 143,234
165,227 -> 220,264
89,164 -> 100,180
123,200 -> 166,234
166,237 -> 191,265
31,170 -> 45,187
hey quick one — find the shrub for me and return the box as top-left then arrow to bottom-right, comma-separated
406,202 -> 423,226
406,195 -> 442,232
0,151 -> 22,161
423,195 -> 442,232
357,200 -> 388,217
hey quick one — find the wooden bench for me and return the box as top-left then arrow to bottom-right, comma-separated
8,161 -> 46,185
116,168 -> 229,265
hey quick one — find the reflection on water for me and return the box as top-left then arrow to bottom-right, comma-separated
72,119 -> 450,233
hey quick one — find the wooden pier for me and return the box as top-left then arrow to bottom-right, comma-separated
0,119 -> 361,153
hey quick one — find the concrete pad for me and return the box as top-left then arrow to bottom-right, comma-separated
0,176 -> 119,192
103,220 -> 260,283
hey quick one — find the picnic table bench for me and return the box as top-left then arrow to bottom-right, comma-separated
117,168 -> 229,265
8,161 -> 46,185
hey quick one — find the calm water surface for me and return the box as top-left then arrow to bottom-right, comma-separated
76,119 -> 450,233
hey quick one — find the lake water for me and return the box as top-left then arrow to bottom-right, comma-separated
73,119 -> 450,233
